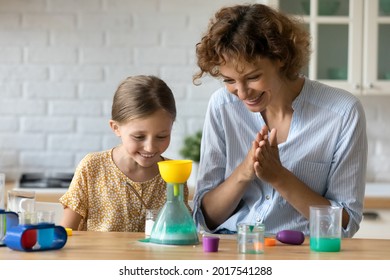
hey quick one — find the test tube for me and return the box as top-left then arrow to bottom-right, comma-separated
0,174 -> 5,246
37,211 -> 55,249
19,212 -> 38,249
0,173 -> 5,210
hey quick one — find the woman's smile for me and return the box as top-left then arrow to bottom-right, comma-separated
244,91 -> 265,105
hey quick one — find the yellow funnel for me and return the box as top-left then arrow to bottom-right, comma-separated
151,159 -> 199,245
157,160 -> 192,183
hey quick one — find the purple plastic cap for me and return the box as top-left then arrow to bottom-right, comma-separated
202,235 -> 220,252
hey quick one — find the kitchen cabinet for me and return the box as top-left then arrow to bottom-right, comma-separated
267,0 -> 390,95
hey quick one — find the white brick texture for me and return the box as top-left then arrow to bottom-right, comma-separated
0,0 -> 389,186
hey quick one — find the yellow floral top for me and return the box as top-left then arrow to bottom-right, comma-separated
59,149 -> 190,232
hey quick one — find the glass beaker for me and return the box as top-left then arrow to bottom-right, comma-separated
7,190 -> 35,213
310,205 -> 342,252
149,182 -> 199,245
150,160 -> 198,245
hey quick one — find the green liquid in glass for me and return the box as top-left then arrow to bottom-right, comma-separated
310,237 -> 341,252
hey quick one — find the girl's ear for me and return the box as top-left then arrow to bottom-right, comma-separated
109,120 -> 121,137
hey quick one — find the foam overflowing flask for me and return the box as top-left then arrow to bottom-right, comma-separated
150,160 -> 199,245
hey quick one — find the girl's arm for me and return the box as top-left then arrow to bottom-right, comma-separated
61,207 -> 82,230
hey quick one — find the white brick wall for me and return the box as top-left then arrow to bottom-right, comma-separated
0,0 -> 389,185
359,96 -> 390,182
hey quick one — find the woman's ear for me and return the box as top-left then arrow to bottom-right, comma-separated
276,59 -> 285,69
109,120 -> 121,137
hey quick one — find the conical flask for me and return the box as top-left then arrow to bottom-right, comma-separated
149,160 -> 199,245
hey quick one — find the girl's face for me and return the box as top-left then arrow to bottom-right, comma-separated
110,109 -> 173,168
219,57 -> 284,112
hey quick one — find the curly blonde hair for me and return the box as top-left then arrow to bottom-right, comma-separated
193,4 -> 311,83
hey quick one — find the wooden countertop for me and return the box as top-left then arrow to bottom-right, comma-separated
364,183 -> 390,209
1,231 -> 390,260
364,197 -> 390,209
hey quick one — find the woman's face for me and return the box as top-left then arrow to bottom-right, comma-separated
110,109 -> 173,168
219,57 -> 284,112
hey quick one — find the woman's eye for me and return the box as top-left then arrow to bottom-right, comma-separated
222,79 -> 235,84
157,135 -> 169,140
248,75 -> 260,81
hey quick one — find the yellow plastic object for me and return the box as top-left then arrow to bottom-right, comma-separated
150,159 -> 198,245
157,160 -> 192,183
65,228 -> 73,236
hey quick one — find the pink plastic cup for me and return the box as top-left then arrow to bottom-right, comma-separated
202,235 -> 220,252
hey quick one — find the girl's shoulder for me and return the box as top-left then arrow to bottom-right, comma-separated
82,149 -> 111,161
76,149 -> 113,171
72,149 -> 117,189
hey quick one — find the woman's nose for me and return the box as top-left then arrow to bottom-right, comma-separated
235,83 -> 249,100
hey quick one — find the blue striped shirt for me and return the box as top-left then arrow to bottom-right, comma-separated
193,77 -> 367,238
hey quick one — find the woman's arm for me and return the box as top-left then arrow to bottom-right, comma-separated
201,128 -> 266,229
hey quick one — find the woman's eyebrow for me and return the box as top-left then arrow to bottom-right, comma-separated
220,69 -> 260,79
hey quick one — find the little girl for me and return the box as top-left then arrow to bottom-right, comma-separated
60,75 -> 190,231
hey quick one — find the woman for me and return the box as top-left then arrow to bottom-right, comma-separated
192,4 -> 367,237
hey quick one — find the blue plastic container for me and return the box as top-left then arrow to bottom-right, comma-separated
4,223 -> 67,251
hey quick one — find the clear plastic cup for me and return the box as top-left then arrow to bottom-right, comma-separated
310,205 -> 342,252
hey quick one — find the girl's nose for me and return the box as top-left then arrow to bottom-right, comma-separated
144,139 -> 156,152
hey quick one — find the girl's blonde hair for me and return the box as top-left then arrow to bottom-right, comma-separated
111,75 -> 176,124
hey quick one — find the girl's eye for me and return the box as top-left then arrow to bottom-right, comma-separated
132,135 -> 145,141
132,135 -> 168,141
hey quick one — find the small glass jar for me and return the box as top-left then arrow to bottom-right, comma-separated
237,223 -> 265,254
